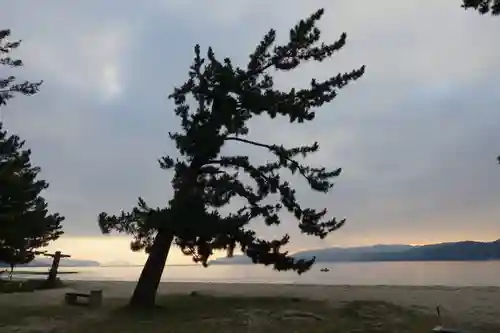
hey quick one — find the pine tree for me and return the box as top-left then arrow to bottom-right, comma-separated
0,124 -> 64,276
1,29 -> 43,108
462,0 -> 500,15
0,30 -> 63,277
99,8 -> 365,308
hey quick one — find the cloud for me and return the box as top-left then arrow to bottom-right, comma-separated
1,0 -> 499,262
19,25 -> 127,100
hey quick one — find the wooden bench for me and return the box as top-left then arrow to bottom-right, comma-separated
65,289 -> 102,307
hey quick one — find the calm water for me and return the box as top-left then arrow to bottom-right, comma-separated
16,261 -> 500,286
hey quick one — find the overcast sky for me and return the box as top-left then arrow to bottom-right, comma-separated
1,1 -> 500,263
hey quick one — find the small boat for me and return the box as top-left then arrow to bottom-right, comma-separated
320,268 -> 329,272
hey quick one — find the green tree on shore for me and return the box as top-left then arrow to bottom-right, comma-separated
99,8 -> 365,308
0,30 -> 63,277
0,125 -> 64,277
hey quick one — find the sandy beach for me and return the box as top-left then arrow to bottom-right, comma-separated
3,281 -> 500,328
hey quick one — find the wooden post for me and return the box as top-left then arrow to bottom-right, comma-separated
43,251 -> 71,283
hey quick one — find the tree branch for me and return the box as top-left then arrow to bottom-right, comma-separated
225,136 -> 312,182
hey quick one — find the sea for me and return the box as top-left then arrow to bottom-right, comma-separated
13,261 -> 500,287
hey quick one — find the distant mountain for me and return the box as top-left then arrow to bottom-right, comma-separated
209,255 -> 253,265
0,258 -> 100,268
101,260 -> 135,267
362,240 -> 500,262
209,244 -> 413,265
293,244 -> 414,262
209,240 -> 500,264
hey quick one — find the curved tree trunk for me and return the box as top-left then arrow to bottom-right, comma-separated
129,229 -> 174,308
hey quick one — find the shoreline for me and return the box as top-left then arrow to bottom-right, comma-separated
65,279 -> 500,288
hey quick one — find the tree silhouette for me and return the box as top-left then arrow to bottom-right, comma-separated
0,30 -> 63,276
462,0 -> 500,15
99,8 -> 365,308
0,125 -> 64,276
0,29 -> 43,108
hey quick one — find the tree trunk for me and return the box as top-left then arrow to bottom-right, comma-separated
129,229 -> 174,308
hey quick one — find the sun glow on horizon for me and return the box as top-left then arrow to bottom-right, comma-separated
41,234 -> 500,266
43,235 -> 229,265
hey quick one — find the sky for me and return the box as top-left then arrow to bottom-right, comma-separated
1,1 -> 499,265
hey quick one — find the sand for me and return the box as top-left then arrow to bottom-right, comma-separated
3,281 -> 500,328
